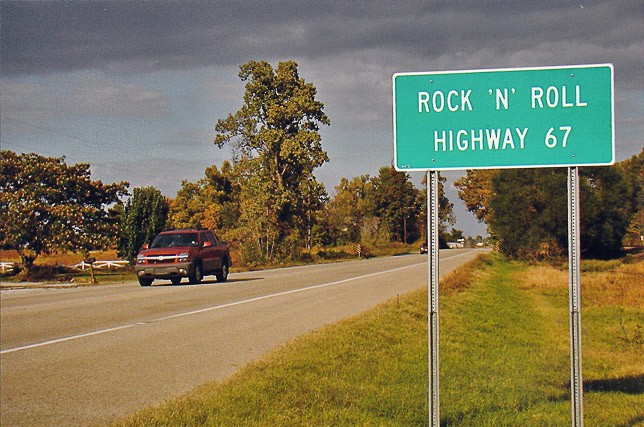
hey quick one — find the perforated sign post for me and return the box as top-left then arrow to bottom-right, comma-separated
393,64 -> 614,427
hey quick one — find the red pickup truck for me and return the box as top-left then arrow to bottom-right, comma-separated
135,229 -> 231,287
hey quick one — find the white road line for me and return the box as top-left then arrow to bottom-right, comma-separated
1,261 -> 426,355
1,251 -> 478,355
0,324 -> 139,355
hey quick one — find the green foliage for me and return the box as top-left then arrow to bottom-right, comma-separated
231,156 -> 282,261
359,215 -> 392,248
325,175 -> 374,245
454,169 -> 498,225
462,153 -> 641,260
169,161 -> 238,232
489,167 -> 632,260
370,166 -> 423,243
445,228 -> 464,242
324,168 -> 453,248
0,150 -> 128,275
289,177 -> 328,250
118,186 -> 169,261
579,166 -> 633,258
489,168 -> 568,260
616,149 -> 643,246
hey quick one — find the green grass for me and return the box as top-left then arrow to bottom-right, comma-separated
115,253 -> 643,426
440,259 -> 571,426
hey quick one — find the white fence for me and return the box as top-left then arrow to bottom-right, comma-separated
1,262 -> 16,274
70,260 -> 130,271
0,260 -> 130,273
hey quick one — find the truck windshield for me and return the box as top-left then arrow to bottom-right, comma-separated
151,233 -> 199,248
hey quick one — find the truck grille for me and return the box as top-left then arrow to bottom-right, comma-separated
145,255 -> 179,264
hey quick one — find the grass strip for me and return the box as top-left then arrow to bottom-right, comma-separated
440,257 -> 571,426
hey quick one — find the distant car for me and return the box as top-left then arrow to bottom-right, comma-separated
420,242 -> 428,254
135,229 -> 231,287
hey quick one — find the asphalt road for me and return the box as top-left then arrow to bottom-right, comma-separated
1,249 -> 481,426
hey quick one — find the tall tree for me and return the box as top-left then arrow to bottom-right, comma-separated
326,175 -> 373,244
616,149 -> 643,246
419,172 -> 455,248
370,166 -> 423,243
454,169 -> 498,225
0,151 -> 128,275
214,60 -> 330,247
118,186 -> 169,261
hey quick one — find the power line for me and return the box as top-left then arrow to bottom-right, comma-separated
2,116 -> 147,161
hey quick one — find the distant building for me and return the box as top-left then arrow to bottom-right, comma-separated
447,238 -> 465,249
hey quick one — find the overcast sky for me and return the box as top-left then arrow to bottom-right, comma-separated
2,0 -> 642,236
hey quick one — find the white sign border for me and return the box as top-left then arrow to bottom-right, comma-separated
392,63 -> 615,171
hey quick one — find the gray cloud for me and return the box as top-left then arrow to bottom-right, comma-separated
1,75 -> 169,119
2,1 -> 642,86
1,0 -> 641,237
3,0 -> 641,142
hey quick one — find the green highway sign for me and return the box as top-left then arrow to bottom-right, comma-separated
393,64 -> 614,170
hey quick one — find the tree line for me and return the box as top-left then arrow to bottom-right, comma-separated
119,163 -> 447,266
1,60 -> 641,276
455,150 -> 643,260
0,149 -> 440,275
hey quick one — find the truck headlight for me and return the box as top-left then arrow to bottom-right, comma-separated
178,252 -> 189,262
136,254 -> 145,264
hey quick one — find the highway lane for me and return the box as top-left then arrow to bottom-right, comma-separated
1,249 -> 481,426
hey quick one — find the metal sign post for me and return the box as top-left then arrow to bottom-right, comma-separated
568,166 -> 584,426
427,170 -> 440,426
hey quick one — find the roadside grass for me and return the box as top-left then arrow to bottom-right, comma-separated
517,259 -> 643,426
0,249 -> 134,285
0,270 -> 135,286
116,253 -> 642,426
439,258 -> 571,426
0,249 -> 119,265
0,249 -> 136,285
572,260 -> 643,427
230,242 -> 422,273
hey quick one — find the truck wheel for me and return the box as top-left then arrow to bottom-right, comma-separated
138,278 -> 153,287
170,277 -> 182,286
189,263 -> 203,284
216,261 -> 229,282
